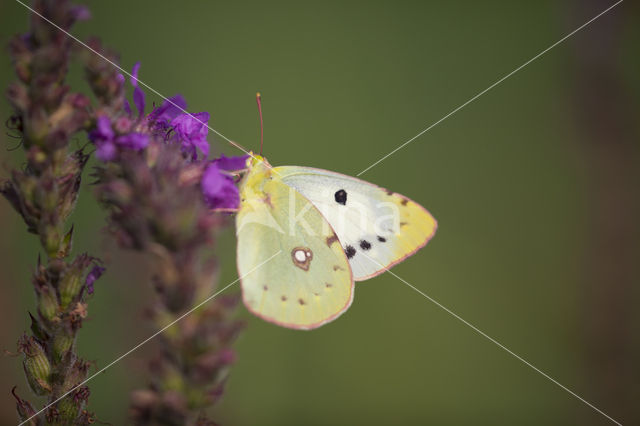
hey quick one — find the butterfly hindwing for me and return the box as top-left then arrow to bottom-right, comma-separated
275,166 -> 437,280
236,161 -> 354,330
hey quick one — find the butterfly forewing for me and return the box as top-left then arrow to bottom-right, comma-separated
236,162 -> 354,330
275,166 -> 437,280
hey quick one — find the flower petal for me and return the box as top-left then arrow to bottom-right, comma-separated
133,86 -> 145,117
171,111 -> 210,159
89,115 -> 114,142
123,99 -> 132,116
149,95 -> 187,123
201,163 -> 240,209
213,154 -> 250,171
85,265 -> 106,295
131,62 -> 141,87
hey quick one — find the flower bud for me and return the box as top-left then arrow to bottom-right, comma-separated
57,225 -> 74,259
53,328 -> 74,361
6,82 -> 29,112
12,387 -> 36,424
24,107 -> 49,147
20,336 -> 52,396
38,286 -> 58,321
43,225 -> 62,258
55,395 -> 79,423
63,359 -> 90,391
59,268 -> 82,308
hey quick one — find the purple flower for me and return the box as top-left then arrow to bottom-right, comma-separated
116,133 -> 150,150
88,115 -> 149,161
201,162 -> 240,210
85,265 -> 106,295
171,112 -> 210,160
213,154 -> 249,171
148,94 -> 187,125
90,115 -> 114,140
70,5 -> 91,21
96,141 -> 117,162
89,116 -> 117,161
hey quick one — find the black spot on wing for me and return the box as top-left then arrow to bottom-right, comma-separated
359,240 -> 371,250
377,236 -> 386,242
334,189 -> 347,205
345,245 -> 356,259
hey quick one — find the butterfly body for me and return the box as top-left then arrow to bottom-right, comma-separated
235,155 -> 436,329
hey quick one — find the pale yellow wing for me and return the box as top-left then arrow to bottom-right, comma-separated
236,161 -> 354,330
275,166 -> 437,280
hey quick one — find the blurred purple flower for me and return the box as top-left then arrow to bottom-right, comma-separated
213,154 -> 249,171
90,115 -> 114,140
85,265 -> 106,295
88,116 -> 116,161
88,115 -> 149,161
201,162 -> 240,210
171,112 -> 210,160
70,5 -> 91,21
116,133 -> 150,150
89,63 -> 217,165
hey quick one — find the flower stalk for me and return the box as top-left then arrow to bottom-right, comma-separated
83,52 -> 245,423
2,1 -> 103,424
4,1 -> 245,424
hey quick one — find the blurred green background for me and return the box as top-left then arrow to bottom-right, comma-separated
1,0 -> 638,425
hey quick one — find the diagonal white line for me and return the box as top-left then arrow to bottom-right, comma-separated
18,250 -> 282,426
356,0 -> 624,176
13,0 -> 254,157
359,252 -> 622,425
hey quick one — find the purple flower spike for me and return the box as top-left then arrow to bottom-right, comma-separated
201,162 -> 240,210
85,265 -> 106,295
171,112 -> 210,159
213,154 -> 250,171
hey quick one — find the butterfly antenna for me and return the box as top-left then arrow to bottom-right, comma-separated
256,92 -> 264,155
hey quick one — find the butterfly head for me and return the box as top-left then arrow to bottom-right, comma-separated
238,152 -> 274,198
247,152 -> 272,170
